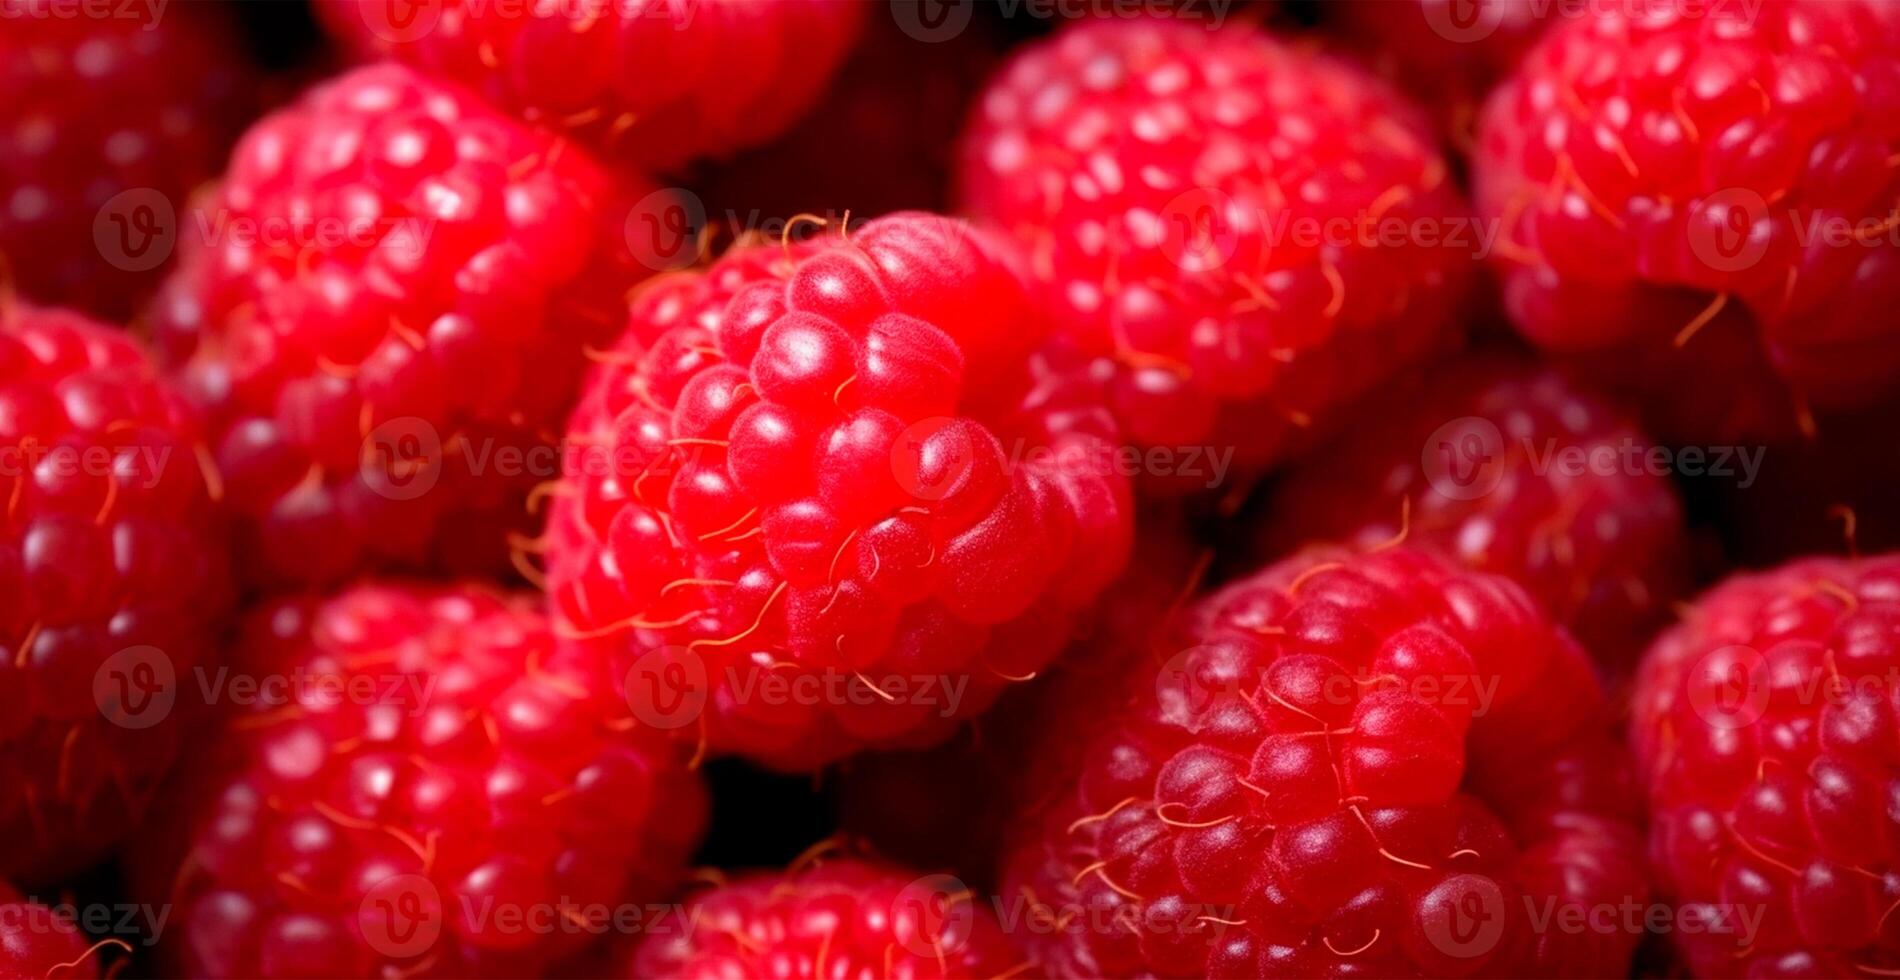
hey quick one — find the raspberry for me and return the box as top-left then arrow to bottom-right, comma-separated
541,212 -> 1134,770
0,882 -> 102,977
1256,352 -> 1691,673
958,18 -> 1471,490
1473,0 -> 1900,439
1000,546 -> 1649,977
316,0 -> 866,173
1631,554 -> 1900,977
625,854 -> 1026,978
0,304 -> 231,885
1331,0 -> 1550,145
0,2 -> 253,320
131,582 -> 706,978
152,63 -> 657,588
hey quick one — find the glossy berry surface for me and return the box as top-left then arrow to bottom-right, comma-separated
626,855 -> 1026,979
0,304 -> 231,885
317,0 -> 866,173
1632,554 -> 1900,977
959,18 -> 1471,489
1258,352 -> 1690,674
541,212 -> 1133,771
1001,546 -> 1648,977
135,583 -> 706,978
0,1 -> 253,320
0,881 -> 97,978
154,63 -> 655,588
1474,0 -> 1900,438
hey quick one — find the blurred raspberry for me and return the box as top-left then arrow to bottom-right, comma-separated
1631,554 -> 1900,976
316,0 -> 866,173
0,1 -> 253,320
1001,546 -> 1649,977
153,63 -> 658,588
1474,0 -> 1900,440
133,583 -> 706,978
1256,351 -> 1691,674
1331,0 -> 1550,146
625,853 -> 1026,978
0,304 -> 230,885
541,212 -> 1133,771
960,18 -> 1472,493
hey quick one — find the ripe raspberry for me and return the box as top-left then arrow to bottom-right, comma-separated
625,854 -> 1026,978
1474,0 -> 1900,439
0,882 -> 102,977
153,63 -> 657,587
0,2 -> 253,320
132,583 -> 706,978
0,304 -> 231,885
316,0 -> 866,174
1331,0 -> 1550,144
1631,554 -> 1900,977
1001,546 -> 1649,977
1256,352 -> 1691,673
541,212 -> 1133,771
959,18 -> 1471,491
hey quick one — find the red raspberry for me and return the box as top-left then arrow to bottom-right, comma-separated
541,212 -> 1134,770
0,2 -> 253,321
1256,352 -> 1691,674
1000,546 -> 1649,977
0,882 -> 103,977
131,582 -> 706,978
1631,554 -> 1900,977
625,855 -> 1026,978
958,18 -> 1471,490
1474,0 -> 1900,439
316,0 -> 866,173
153,63 -> 657,588
0,304 -> 230,885
1332,0 -> 1551,145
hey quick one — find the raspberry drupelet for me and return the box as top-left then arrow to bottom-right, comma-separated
540,212 -> 1135,772
1000,546 -> 1649,977
132,583 -> 706,978
0,304 -> 231,885
1474,0 -> 1900,440
1257,352 -> 1691,674
959,18 -> 1472,493
152,63 -> 659,588
625,853 -> 1026,979
316,0 -> 866,173
1632,553 -> 1900,977
0,1 -> 253,320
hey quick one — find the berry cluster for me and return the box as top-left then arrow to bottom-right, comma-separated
0,2 -> 1894,978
